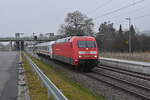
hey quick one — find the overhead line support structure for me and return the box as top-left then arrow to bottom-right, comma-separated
125,17 -> 131,53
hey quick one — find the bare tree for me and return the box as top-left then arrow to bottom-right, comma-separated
58,11 -> 94,36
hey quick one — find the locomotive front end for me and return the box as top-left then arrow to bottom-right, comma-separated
74,37 -> 99,71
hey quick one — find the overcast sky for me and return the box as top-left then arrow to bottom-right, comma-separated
0,0 -> 150,37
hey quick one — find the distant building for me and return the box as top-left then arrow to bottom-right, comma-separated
45,33 -> 54,37
15,33 -> 20,38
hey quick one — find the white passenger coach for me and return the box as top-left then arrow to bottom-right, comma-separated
35,41 -> 55,59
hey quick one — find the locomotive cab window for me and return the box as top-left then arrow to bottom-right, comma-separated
78,41 -> 96,48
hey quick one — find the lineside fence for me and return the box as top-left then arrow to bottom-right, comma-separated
24,53 -> 68,100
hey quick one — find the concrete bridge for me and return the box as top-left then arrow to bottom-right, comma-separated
0,33 -> 66,50
0,37 -> 56,42
0,36 -> 59,50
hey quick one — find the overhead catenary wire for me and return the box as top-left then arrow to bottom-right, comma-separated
114,13 -> 150,25
87,0 -> 113,15
133,13 -> 150,19
93,0 -> 147,20
98,5 -> 149,22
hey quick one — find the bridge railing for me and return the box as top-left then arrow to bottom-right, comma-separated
0,35 -> 67,41
0,37 -> 55,41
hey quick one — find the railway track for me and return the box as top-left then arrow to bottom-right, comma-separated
85,65 -> 150,100
86,73 -> 150,100
97,64 -> 150,81
29,53 -> 150,100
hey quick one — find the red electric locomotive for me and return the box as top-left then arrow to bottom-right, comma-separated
53,36 -> 99,71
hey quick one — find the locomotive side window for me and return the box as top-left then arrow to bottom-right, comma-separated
78,41 -> 96,48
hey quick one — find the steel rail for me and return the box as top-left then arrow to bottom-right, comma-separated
86,73 -> 150,100
24,53 -> 68,100
94,70 -> 150,91
97,65 -> 150,81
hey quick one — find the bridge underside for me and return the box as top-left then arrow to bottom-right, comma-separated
0,41 -> 24,51
14,41 -> 24,50
0,35 -> 64,50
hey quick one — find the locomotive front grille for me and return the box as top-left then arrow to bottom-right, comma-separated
79,59 -> 99,65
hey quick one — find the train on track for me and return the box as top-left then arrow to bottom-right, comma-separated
33,36 -> 99,71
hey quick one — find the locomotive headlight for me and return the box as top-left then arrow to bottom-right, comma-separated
79,56 -> 82,58
94,56 -> 97,58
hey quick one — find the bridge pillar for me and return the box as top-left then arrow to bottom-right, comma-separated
14,41 -> 19,50
14,41 -> 24,50
21,41 -> 24,50
9,41 -> 13,51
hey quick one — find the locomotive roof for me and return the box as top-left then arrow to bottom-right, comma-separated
36,41 -> 55,46
55,36 -> 95,43
71,36 -> 95,39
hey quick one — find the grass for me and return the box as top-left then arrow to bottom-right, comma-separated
22,55 -> 50,100
101,52 -> 150,62
26,53 -> 106,100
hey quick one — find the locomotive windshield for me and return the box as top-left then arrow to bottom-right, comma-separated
78,41 -> 96,48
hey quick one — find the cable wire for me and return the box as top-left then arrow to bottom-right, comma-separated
87,0 -> 112,15
94,0 -> 146,20
114,13 -> 150,25
99,5 -> 149,22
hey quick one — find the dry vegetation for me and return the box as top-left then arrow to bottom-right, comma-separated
23,56 -> 50,100
101,52 -> 150,62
